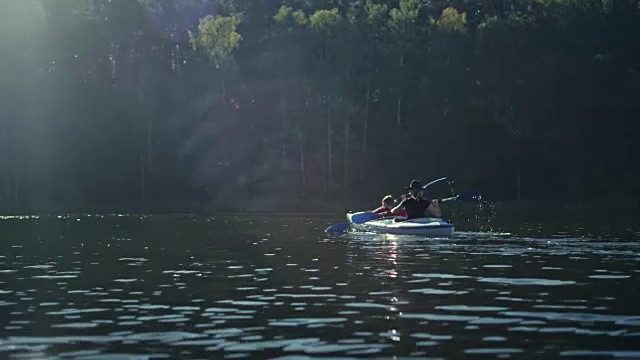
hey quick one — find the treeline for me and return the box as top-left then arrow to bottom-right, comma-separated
1,0 -> 639,212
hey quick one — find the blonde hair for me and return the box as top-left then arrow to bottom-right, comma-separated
382,195 -> 394,206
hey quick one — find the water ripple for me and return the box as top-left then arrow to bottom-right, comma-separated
0,214 -> 639,358
478,277 -> 576,286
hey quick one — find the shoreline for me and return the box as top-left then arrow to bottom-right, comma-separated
0,198 -> 637,217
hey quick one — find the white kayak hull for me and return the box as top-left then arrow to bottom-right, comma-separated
349,216 -> 455,237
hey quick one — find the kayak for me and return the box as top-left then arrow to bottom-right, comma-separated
347,215 -> 455,237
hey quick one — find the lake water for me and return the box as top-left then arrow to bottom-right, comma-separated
0,214 -> 639,359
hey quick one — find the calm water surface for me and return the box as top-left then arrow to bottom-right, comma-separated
0,214 -> 639,359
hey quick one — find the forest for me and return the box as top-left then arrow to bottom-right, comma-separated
1,0 -> 639,213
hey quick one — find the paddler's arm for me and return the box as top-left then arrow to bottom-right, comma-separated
390,200 -> 406,215
427,199 -> 442,218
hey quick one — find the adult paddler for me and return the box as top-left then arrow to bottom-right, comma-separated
391,180 -> 442,220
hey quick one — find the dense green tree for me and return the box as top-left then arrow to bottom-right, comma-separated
0,0 -> 639,213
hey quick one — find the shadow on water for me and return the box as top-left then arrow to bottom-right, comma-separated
0,213 -> 639,359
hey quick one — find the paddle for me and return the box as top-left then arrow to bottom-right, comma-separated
421,176 -> 448,190
324,177 -> 450,233
438,189 -> 481,203
324,222 -> 351,232
324,211 -> 376,232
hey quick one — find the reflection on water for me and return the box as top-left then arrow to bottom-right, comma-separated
0,214 -> 638,359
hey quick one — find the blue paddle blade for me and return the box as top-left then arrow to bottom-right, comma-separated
326,211 -> 377,232
350,211 -> 376,224
325,222 -> 350,232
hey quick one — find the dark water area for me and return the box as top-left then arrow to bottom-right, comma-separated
0,213 -> 639,359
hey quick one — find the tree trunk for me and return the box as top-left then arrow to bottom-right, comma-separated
140,156 -> 146,202
3,166 -> 9,199
363,85 -> 370,154
444,96 -> 449,117
344,117 -> 350,191
0,121 -> 9,198
516,168 -> 521,202
362,50 -> 373,155
222,80 -> 228,161
13,169 -> 20,207
300,86 -> 311,188
322,152 -> 327,194
280,95 -> 287,161
327,92 -> 333,188
147,117 -> 153,174
396,93 -> 402,126
396,54 -> 404,125
298,130 -> 306,187
319,92 -> 328,194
